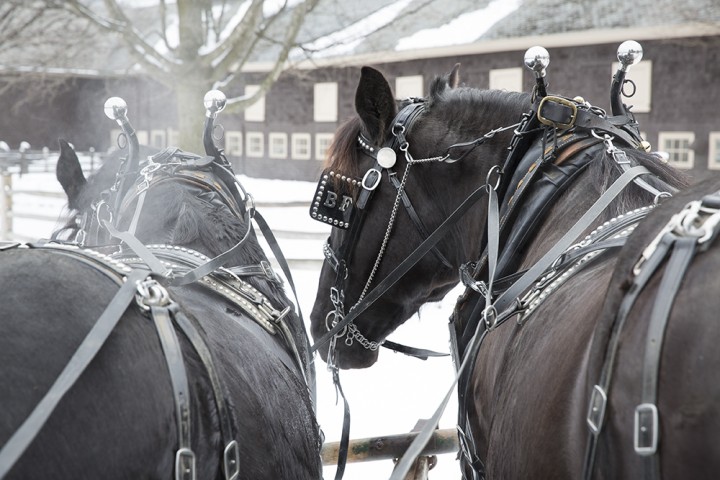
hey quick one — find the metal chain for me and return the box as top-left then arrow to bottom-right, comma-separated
356,160 -> 413,304
338,158 -> 414,350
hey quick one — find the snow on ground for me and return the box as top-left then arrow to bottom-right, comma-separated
7,168 -> 462,479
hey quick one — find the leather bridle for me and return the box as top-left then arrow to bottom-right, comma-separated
319,98 -> 454,363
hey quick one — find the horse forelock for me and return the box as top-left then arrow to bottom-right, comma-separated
324,115 -> 364,180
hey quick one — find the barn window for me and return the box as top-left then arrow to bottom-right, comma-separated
269,132 -> 288,159
658,131 -> 695,169
315,133 -> 334,161
225,131 -> 243,156
489,67 -> 523,92
314,83 -> 338,122
246,132 -> 264,158
292,133 -> 311,160
395,75 -> 423,98
708,132 -> 720,170
244,85 -> 266,122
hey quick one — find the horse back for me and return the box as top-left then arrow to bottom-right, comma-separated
0,247 -> 321,479
588,175 -> 720,478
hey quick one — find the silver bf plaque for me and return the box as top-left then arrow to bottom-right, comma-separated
310,170 -> 358,229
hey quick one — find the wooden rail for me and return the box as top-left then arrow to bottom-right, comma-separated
321,428 -> 458,464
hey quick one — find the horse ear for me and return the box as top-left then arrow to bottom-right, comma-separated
355,66 -> 397,142
429,64 -> 461,102
449,63 -> 461,88
56,139 -> 87,210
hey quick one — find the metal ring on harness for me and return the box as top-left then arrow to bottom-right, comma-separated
486,165 -> 502,191
654,191 -> 672,205
135,279 -> 172,311
95,200 -> 113,226
325,310 -> 348,338
483,305 -> 498,330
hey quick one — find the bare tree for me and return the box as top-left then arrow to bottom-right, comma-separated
1,0 -> 324,151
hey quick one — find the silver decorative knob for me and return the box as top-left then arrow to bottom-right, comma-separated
524,46 -> 550,78
204,90 -> 227,118
103,97 -> 128,121
617,40 -> 643,72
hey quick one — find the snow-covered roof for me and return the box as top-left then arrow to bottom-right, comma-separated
1,0 -> 719,76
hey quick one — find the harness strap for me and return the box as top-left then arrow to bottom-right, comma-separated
172,310 -> 240,480
388,172 -> 453,269
0,268 -> 149,479
451,167 -> 651,476
150,304 -> 196,480
102,219 -> 171,276
381,340 -> 449,360
582,233 -> 671,479
170,211 -> 253,286
636,236 -> 694,479
492,165 -> 652,321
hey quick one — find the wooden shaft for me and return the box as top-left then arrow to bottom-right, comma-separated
321,428 -> 458,465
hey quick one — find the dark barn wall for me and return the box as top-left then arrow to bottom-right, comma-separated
2,35 -> 718,182
0,75 -> 174,153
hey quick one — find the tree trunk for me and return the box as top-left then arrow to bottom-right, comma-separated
175,80 -> 212,154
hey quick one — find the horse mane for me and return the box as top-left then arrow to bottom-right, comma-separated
324,75 -> 531,179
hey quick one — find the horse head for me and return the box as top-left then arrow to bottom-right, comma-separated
310,65 -> 530,368
55,137 -> 267,275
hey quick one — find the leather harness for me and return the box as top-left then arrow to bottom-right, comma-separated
0,149 -> 310,480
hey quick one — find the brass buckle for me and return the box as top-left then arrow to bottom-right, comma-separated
537,95 -> 578,130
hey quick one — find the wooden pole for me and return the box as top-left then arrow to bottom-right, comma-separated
321,428 -> 457,465
0,172 -> 12,240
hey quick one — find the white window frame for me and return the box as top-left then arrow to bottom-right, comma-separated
135,130 -> 148,146
150,129 -> 166,148
313,82 -> 338,122
315,133 -> 334,161
489,67 -> 523,92
246,132 -> 264,158
658,131 -> 695,169
708,132 -> 720,170
167,129 -> 179,147
225,131 -> 243,156
291,133 -> 311,160
110,129 -> 122,148
244,85 -> 266,122
268,132 -> 288,159
611,60 -> 652,113
395,75 -> 423,99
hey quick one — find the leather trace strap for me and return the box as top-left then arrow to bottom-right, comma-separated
148,300 -> 196,480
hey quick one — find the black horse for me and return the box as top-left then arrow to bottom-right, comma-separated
310,64 -> 720,478
0,139 -> 322,479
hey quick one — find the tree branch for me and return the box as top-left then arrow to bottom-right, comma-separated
222,0 -> 321,113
